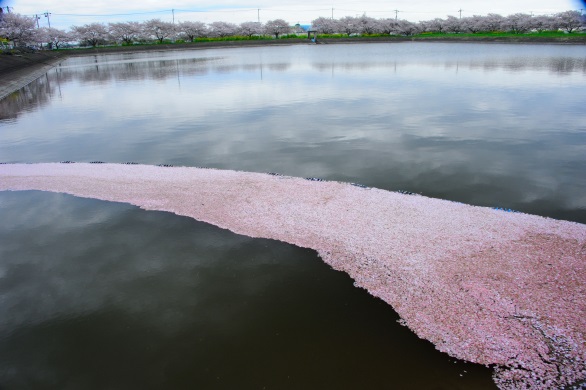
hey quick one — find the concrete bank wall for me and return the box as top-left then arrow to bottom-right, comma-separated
0,52 -> 67,100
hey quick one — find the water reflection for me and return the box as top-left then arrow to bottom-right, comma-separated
57,53 -> 292,82
310,56 -> 586,74
2,43 -> 585,123
0,72 -> 60,121
63,56 -> 222,84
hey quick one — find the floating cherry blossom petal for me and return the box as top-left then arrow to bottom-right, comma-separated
1,163 -> 584,389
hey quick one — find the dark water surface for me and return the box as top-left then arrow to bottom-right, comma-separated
1,42 -> 585,389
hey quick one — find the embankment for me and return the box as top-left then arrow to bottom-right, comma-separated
0,50 -> 67,100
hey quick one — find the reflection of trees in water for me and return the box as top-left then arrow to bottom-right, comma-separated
0,57 -> 295,119
240,63 -> 290,72
311,58 -> 586,75
547,57 -> 586,74
64,58 -> 215,84
3,53 -> 583,121
242,64 -> 262,72
0,72 -> 58,121
448,58 -> 586,74
215,65 -> 240,73
267,63 -> 290,71
64,57 -> 291,83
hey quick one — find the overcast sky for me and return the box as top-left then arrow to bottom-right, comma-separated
1,0 -> 583,29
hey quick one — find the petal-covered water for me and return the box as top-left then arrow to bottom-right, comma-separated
1,163 -> 585,388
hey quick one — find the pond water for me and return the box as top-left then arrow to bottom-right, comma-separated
1,42 -> 585,389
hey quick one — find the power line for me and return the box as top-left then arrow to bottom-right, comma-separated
262,8 -> 330,12
21,5 -> 573,28
174,8 -> 258,13
52,10 -> 171,17
49,7 -> 335,17
34,6 -> 562,19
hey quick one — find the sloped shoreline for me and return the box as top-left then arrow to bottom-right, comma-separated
0,51 -> 66,100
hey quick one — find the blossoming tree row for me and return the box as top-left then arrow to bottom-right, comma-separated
1,11 -> 584,49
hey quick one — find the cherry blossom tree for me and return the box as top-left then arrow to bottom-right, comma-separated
444,15 -> 464,33
555,10 -> 584,33
264,19 -> 290,38
177,21 -> 208,41
357,15 -> 379,35
209,21 -> 238,38
0,13 -> 37,47
39,27 -> 72,49
143,19 -> 175,43
377,18 -> 398,35
461,15 -> 485,33
311,17 -> 339,34
480,13 -> 506,32
71,23 -> 110,47
530,15 -> 554,32
108,21 -> 142,45
238,21 -> 263,38
338,16 -> 360,36
503,13 -> 533,34
394,19 -> 420,36
424,18 -> 447,33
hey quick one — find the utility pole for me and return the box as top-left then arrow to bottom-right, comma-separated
394,9 -> 399,20
35,14 -> 40,28
172,9 -> 175,24
458,9 -> 462,19
44,12 -> 51,28
331,7 -> 334,20
257,9 -> 260,23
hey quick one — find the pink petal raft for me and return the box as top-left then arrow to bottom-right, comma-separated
1,163 -> 585,389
